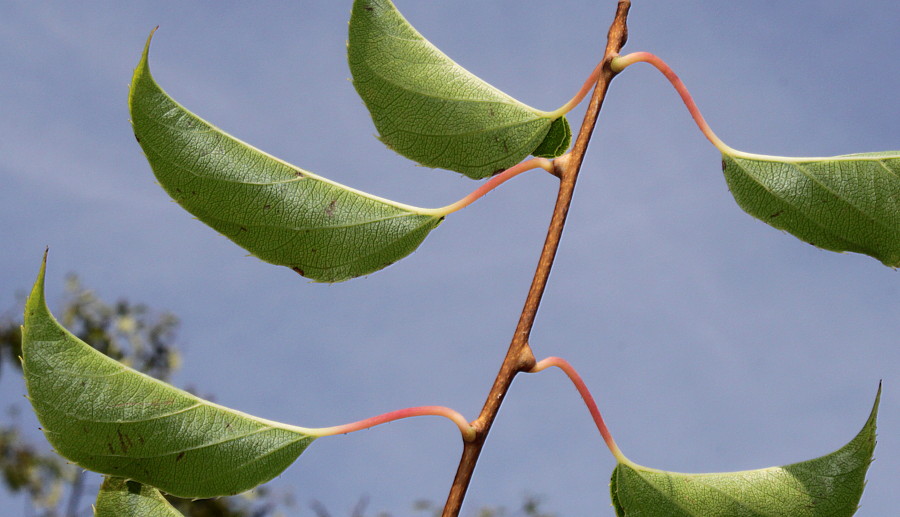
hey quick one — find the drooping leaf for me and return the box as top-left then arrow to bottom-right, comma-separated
723,150 -> 900,266
348,0 -> 571,179
130,31 -> 443,283
610,385 -> 880,516
94,477 -> 184,517
23,254 -> 316,499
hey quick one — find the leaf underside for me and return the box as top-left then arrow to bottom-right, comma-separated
611,385 -> 879,516
723,151 -> 900,266
348,0 -> 571,179
95,477 -> 184,517
129,32 -> 442,283
22,256 -> 315,499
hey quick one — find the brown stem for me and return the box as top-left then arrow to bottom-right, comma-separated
440,2 -> 632,515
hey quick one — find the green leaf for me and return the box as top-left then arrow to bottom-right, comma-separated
723,150 -> 900,266
94,477 -> 184,517
610,385 -> 880,516
532,116 -> 572,159
348,0 -> 571,179
130,30 -> 443,283
23,254 -> 316,499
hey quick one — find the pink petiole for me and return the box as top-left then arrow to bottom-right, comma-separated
310,405 -> 476,442
416,157 -> 555,217
530,356 -> 628,464
611,51 -> 733,154
542,61 -> 606,119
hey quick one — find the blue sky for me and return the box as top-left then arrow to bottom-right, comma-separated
2,1 -> 898,515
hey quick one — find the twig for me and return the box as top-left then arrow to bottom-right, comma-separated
440,2 -> 632,515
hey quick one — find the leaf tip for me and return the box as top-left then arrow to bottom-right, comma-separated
22,249 -> 51,355
869,380 -> 882,425
138,27 -> 157,72
30,249 -> 49,308
130,28 -> 158,121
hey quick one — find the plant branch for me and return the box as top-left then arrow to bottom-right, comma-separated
441,2 -> 632,515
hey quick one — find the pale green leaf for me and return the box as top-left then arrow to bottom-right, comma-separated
94,477 -> 184,517
348,0 -> 571,179
23,254 -> 316,499
723,151 -> 900,266
611,385 -> 880,516
130,31 -> 443,283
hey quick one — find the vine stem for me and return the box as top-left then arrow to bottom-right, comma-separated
530,357 -> 627,464
440,2 -> 632,515
309,406 -> 476,442
610,51 -> 733,154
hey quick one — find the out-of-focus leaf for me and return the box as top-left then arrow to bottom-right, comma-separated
348,0 -> 570,179
0,426 -> 70,509
130,31 -> 443,283
723,150 -> 900,266
23,254 -> 316,498
94,477 -> 184,517
611,385 -> 880,516
0,322 -> 22,380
